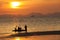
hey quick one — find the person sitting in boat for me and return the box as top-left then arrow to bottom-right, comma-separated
18,26 -> 21,31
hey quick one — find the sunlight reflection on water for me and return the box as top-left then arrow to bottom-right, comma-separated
14,37 -> 21,40
0,35 -> 60,40
0,17 -> 60,40
11,35 -> 60,40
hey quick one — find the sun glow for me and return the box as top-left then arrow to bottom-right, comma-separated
10,2 -> 21,8
15,37 -> 21,40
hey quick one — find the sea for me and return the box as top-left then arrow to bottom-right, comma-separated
0,15 -> 60,40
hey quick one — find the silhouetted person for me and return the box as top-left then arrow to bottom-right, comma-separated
25,25 -> 27,33
18,26 -> 21,31
15,25 -> 18,29
13,25 -> 28,33
14,26 -> 18,33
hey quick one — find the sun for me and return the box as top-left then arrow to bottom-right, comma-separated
10,2 -> 21,8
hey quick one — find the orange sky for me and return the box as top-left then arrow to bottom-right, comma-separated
0,0 -> 60,15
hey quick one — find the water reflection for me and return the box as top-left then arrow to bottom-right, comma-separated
0,34 -> 60,40
13,37 -> 27,40
12,35 -> 60,40
14,37 -> 21,40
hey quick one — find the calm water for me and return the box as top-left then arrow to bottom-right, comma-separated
0,16 -> 60,33
0,16 -> 60,40
0,34 -> 60,40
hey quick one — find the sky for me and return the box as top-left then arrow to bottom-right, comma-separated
0,0 -> 60,16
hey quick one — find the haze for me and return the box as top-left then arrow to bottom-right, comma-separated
0,0 -> 60,15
